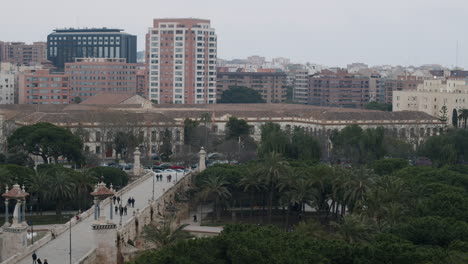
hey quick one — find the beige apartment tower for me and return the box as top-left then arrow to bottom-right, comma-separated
146,18 -> 217,104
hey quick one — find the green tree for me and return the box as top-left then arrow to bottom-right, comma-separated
113,131 -> 143,160
72,168 -> 98,211
258,152 -> 289,224
45,170 -> 76,216
453,108 -> 459,127
258,122 -> 288,158
25,170 -> 51,214
142,218 -> 193,247
73,97 -> 82,104
183,118 -> 199,146
8,122 -> 84,165
330,214 -> 376,243
225,117 -> 252,140
365,101 -> 392,111
288,127 -> 321,161
218,86 -> 266,104
459,109 -> 468,129
89,166 -> 129,188
439,105 -> 449,129
159,129 -> 173,161
199,175 -> 232,221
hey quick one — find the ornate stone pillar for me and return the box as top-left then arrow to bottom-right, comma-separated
198,147 -> 207,172
133,147 -> 141,176
1,184 -> 29,262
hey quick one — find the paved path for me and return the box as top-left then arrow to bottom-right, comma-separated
181,204 -> 223,235
16,171 -> 186,264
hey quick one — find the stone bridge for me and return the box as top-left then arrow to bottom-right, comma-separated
1,170 -> 193,264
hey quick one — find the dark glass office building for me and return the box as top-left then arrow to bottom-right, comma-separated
47,28 -> 137,70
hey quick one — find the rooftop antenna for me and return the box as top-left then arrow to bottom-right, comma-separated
455,40 -> 459,69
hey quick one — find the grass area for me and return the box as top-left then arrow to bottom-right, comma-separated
0,214 -> 74,226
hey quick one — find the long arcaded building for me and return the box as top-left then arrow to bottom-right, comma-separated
0,94 -> 442,159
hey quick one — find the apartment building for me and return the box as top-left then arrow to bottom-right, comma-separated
216,71 -> 288,103
47,28 -> 137,70
0,73 -> 15,104
393,79 -> 468,125
309,70 -> 370,108
289,69 -> 309,104
18,69 -> 70,104
146,18 -> 217,104
0,41 -> 47,65
384,75 -> 423,104
65,58 -> 137,102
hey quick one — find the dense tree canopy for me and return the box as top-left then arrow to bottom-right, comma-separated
7,122 -> 84,165
218,86 -> 266,104
258,122 -> 321,162
225,117 -> 252,140
418,129 -> 468,166
330,125 -> 385,164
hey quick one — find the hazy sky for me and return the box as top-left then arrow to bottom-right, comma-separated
1,0 -> 467,68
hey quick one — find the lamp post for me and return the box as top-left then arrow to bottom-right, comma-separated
69,217 -> 72,264
152,172 -> 155,200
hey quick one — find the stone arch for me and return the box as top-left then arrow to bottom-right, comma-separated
399,128 -> 406,138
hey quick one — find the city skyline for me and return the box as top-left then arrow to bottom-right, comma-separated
0,0 -> 467,68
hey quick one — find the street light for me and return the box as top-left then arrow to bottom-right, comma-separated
152,172 -> 155,200
69,216 -> 72,264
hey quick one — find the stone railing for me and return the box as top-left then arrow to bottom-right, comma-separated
0,171 -> 154,264
117,172 -> 192,246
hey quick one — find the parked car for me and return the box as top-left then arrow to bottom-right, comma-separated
164,169 -> 176,173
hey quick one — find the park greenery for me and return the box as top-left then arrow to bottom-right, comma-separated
131,124 -> 468,264
2,118 -> 468,263
364,101 -> 392,111
218,86 -> 266,104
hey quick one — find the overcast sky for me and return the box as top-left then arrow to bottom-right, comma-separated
1,0 -> 467,68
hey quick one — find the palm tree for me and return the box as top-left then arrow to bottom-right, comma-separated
238,168 -> 264,220
45,170 -> 75,217
72,168 -> 98,211
459,109 -> 468,129
330,214 -> 375,243
343,167 -> 375,214
200,112 -> 211,149
143,217 -> 193,247
0,167 -> 13,191
25,170 -> 50,215
257,152 -> 289,224
199,175 -> 231,222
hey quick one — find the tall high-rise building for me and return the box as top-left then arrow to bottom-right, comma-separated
146,18 -> 217,104
47,28 -> 137,70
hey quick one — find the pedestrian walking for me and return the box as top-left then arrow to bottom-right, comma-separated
43,259 -> 48,264
131,197 -> 135,208
157,174 -> 161,181
127,197 -> 131,206
117,196 -> 121,204
124,206 -> 127,215
37,258 -> 42,264
32,252 -> 37,264
115,205 -> 118,214
119,207 -> 124,217
113,196 -> 116,204
193,214 -> 197,222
